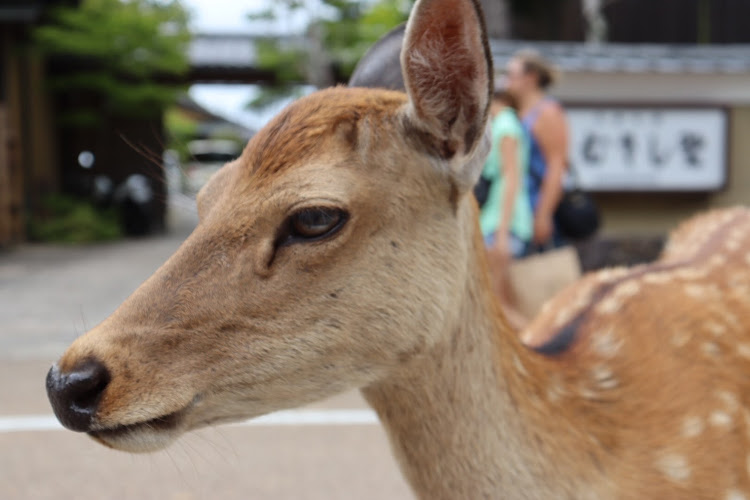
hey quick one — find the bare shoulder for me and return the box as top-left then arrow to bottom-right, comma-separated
533,102 -> 567,135
537,101 -> 566,122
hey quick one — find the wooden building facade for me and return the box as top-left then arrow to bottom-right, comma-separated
0,1 -> 70,246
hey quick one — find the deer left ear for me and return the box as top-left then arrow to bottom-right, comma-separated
400,0 -> 493,191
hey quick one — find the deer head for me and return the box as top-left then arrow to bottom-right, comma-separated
46,0 -> 493,454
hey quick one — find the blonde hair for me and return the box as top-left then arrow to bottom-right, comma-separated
513,49 -> 560,90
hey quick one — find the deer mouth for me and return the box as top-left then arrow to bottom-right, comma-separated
88,405 -> 191,452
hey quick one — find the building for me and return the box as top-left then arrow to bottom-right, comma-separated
0,1 -> 74,245
190,32 -> 750,252
492,41 -> 750,238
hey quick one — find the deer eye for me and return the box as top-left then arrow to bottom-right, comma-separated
282,207 -> 348,245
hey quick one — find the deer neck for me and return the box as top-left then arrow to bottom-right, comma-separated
361,203 -> 589,500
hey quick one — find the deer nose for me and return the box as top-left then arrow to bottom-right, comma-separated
46,360 -> 111,432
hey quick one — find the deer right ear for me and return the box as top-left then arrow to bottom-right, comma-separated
400,0 -> 492,190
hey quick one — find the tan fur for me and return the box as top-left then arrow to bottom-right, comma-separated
519,207 -> 750,498
50,0 -> 750,498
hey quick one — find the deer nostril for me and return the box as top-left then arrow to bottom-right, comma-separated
46,359 -> 111,432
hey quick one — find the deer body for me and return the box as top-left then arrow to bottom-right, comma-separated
365,201 -> 750,499
45,0 -> 750,498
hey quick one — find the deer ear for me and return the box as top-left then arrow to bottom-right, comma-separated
401,0 -> 493,191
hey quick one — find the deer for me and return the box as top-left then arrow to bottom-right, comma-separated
45,0 -> 750,498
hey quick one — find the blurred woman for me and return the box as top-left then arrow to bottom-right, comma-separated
506,49 -> 569,249
479,89 -> 532,329
480,89 -> 532,258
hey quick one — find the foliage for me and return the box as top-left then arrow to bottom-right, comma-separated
321,0 -> 411,77
164,106 -> 249,163
35,0 -> 191,123
247,0 -> 411,110
28,195 -> 122,244
164,107 -> 199,161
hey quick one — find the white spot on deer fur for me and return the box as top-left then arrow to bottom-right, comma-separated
731,285 -> 750,303
596,268 -> 628,283
579,386 -> 600,400
710,410 -> 733,429
674,267 -> 709,280
730,225 -> 746,239
590,365 -> 618,390
726,236 -> 741,251
726,490 -> 747,500
672,331 -> 691,348
721,210 -> 738,224
724,310 -> 742,328
684,284 -> 709,299
738,343 -> 750,360
702,341 -> 721,357
546,376 -> 566,403
615,280 -> 641,298
513,354 -> 528,377
706,321 -> 727,337
717,390 -> 740,413
598,377 -> 618,390
525,392 -> 543,410
656,454 -> 691,482
572,286 -> 596,311
682,416 -> 704,438
547,387 -> 562,404
710,255 -> 727,268
592,329 -> 623,358
643,273 -> 673,285
554,307 -> 575,328
680,284 -> 712,299
540,301 -> 553,315
595,271 -> 610,283
596,296 -> 621,315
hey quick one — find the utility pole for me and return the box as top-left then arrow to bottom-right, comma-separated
582,0 -> 608,43
479,0 -> 511,39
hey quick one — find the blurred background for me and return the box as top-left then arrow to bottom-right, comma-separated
2,0 -> 750,257
1,0 -> 750,498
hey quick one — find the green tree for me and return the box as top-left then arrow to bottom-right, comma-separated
248,0 -> 411,110
35,0 -> 191,125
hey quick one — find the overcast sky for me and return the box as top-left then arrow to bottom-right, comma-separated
177,0 -> 285,130
182,0 -> 261,32
181,0 -> 314,34
179,0 -> 319,130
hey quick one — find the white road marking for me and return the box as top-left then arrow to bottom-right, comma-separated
0,415 -> 62,433
0,409 -> 379,434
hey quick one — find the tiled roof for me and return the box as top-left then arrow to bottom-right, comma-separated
490,40 -> 750,75
188,33 -> 750,76
189,34 -> 260,70
189,34 -> 307,70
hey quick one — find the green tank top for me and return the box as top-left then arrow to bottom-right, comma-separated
478,108 -> 533,241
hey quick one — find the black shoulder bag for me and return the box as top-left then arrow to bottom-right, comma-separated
531,165 -> 600,241
473,174 -> 492,208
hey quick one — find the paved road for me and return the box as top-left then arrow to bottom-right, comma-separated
0,201 -> 412,500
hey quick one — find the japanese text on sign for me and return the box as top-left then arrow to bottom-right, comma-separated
568,107 -> 727,191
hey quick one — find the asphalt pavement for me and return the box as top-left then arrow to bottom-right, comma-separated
0,197 -> 412,500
